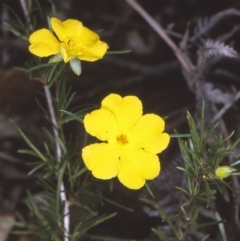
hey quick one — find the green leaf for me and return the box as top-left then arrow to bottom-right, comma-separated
170,134 -> 192,138
151,228 -> 171,241
10,120 -> 47,162
145,182 -> 155,198
201,234 -> 210,241
186,111 -> 202,153
140,198 -> 180,238
48,53 -> 63,63
48,63 -> 66,87
47,0 -> 57,16
176,167 -> 188,173
28,163 -> 45,175
190,206 -> 199,225
107,50 -> 131,54
101,197 -> 134,212
175,187 -> 190,197
3,20 -> 27,40
69,167 -> 87,179
215,211 -> 227,241
59,110 -> 83,123
86,234 -> 135,241
18,149 -> 41,158
26,62 -> 56,73
231,172 -> 240,176
78,213 -> 117,237
70,58 -> 81,76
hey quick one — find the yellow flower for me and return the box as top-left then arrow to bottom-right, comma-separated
82,94 -> 170,189
29,17 -> 108,63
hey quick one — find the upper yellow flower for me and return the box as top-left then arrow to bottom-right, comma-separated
82,94 -> 170,189
29,17 -> 109,63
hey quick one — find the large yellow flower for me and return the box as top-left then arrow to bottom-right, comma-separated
82,94 -> 170,189
29,17 -> 108,63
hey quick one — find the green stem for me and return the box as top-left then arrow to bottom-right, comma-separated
44,85 -> 70,241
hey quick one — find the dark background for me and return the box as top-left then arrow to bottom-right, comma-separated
1,0 -> 240,240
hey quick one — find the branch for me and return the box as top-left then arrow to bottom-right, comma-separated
18,1 -> 70,240
124,0 -> 195,77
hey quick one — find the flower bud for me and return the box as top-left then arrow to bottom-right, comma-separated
215,166 -> 236,179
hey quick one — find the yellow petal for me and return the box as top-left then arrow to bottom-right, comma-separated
51,17 -> 83,41
51,18 -> 108,62
118,147 -> 160,189
29,29 -> 59,57
59,46 -> 68,62
129,114 -> 170,154
75,26 -> 100,43
73,27 -> 108,61
82,143 -> 121,179
101,94 -> 142,133
83,109 -> 119,142
76,40 -> 109,61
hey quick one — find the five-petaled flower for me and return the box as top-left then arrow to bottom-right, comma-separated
29,17 -> 108,63
82,94 -> 170,189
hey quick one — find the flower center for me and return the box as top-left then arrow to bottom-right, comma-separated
66,39 -> 75,50
117,134 -> 128,145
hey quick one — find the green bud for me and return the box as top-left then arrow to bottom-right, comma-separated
70,57 -> 81,76
215,166 -> 236,179
48,53 -> 63,63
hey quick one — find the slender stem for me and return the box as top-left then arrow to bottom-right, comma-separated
55,80 -> 67,145
19,0 -> 28,19
44,86 -> 62,162
124,0 -> 195,77
19,0 -> 33,31
44,85 -> 70,241
18,1 -> 70,240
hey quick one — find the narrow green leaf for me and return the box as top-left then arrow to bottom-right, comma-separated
145,182 -> 155,198
190,206 -> 199,225
47,63 -> 60,83
28,163 -> 45,175
60,110 -> 83,123
86,234 -> 136,241
101,197 -> 134,212
194,220 -> 223,230
175,187 -> 190,197
215,212 -> 227,241
69,167 -> 87,179
186,111 -> 201,153
70,58 -> 81,76
200,102 -> 205,142
49,54 -> 62,64
18,149 -> 41,158
151,228 -> 171,241
78,213 -> 117,236
170,134 -> 192,138
180,205 -> 187,219
3,4 -> 26,29
231,172 -> 240,176
223,131 -> 235,142
47,0 -> 57,16
176,167 -> 188,173
107,50 -> 131,54
201,234 -> 210,241
48,63 -> 66,88
10,120 -> 47,162
26,63 -> 55,73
